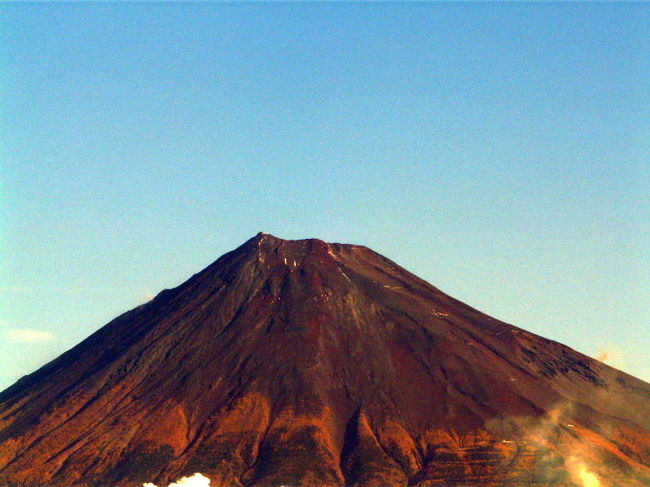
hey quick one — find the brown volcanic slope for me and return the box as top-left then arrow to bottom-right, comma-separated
1,234 -> 649,487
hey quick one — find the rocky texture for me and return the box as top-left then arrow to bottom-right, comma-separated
0,233 -> 648,487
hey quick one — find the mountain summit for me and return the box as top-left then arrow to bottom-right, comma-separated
1,234 -> 648,487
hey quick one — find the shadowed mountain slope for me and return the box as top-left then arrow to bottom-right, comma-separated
1,233 -> 648,487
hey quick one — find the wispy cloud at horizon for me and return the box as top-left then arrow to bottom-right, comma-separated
6,328 -> 58,343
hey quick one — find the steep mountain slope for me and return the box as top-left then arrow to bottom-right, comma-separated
1,233 -> 648,487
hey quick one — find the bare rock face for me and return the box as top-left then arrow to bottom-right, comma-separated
0,233 -> 648,487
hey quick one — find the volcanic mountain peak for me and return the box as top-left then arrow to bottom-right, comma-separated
1,235 -> 649,487
196,232 -> 382,297
243,231 -> 363,259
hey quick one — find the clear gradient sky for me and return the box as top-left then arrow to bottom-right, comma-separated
0,3 -> 648,391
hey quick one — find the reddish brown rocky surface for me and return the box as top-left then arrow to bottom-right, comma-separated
0,233 -> 648,486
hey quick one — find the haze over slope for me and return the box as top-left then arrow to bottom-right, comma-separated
0,234 -> 648,487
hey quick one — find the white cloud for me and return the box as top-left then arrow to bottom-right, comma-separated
6,329 -> 57,343
143,473 -> 210,487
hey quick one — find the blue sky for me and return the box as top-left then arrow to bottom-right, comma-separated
1,3 -> 648,390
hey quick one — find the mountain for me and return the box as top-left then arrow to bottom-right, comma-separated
0,233 -> 648,487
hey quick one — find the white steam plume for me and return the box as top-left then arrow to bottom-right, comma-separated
567,456 -> 602,487
487,402 -> 604,487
